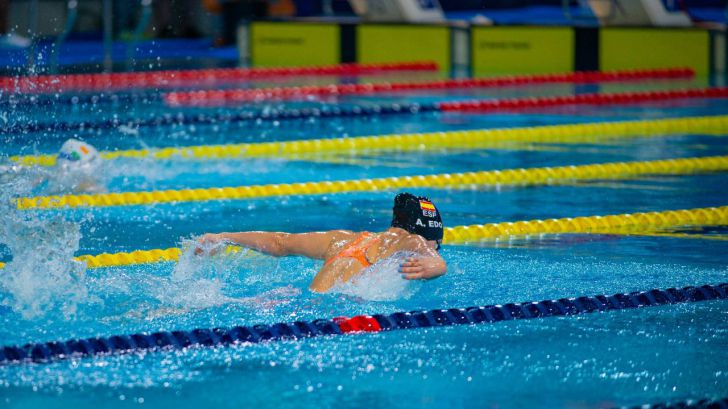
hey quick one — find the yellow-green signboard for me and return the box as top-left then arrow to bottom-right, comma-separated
471,27 -> 574,76
251,22 -> 340,67
600,28 -> 709,78
357,25 -> 450,72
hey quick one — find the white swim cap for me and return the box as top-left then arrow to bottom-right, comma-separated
57,139 -> 99,164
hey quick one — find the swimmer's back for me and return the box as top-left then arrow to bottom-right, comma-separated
310,230 -> 422,292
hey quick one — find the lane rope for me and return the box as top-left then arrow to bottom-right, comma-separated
15,156 -> 728,209
439,87 -> 728,112
164,67 -> 695,106
10,114 -> 728,168
1,282 -> 725,365
0,62 -> 438,94
0,67 -> 695,108
6,87 -> 728,136
0,248 -> 180,270
1,205 -> 725,270
442,206 -> 728,244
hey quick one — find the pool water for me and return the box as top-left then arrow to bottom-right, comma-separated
0,72 -> 727,408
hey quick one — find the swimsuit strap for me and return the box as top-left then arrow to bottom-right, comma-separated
324,232 -> 379,267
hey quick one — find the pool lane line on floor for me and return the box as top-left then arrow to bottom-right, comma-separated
0,62 -> 438,94
16,155 -> 728,209
10,114 -> 728,168
0,102 -> 440,135
6,87 -> 728,136
164,67 -> 694,106
475,231 -> 728,249
1,205 -> 725,270
616,398 -> 728,409
1,282 -> 725,365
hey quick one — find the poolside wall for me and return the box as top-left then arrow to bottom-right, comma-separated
240,22 -> 725,78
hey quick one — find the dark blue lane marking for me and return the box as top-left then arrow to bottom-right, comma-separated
615,397 -> 728,409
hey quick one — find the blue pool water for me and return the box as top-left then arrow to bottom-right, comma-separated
1,73 -> 727,408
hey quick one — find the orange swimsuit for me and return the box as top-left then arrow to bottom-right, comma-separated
324,232 -> 380,267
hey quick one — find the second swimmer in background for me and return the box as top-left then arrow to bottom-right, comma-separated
45,138 -> 106,194
196,192 -> 447,293
1,138 -> 106,195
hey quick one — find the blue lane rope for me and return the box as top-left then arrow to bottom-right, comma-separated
615,398 -> 728,409
1,283 -> 725,365
0,102 -> 438,136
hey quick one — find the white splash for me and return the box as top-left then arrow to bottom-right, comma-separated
0,159 -> 92,319
332,251 -> 422,301
0,215 -> 89,319
150,239 -> 300,312
152,239 -> 243,310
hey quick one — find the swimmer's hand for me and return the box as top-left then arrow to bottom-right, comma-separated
399,256 -> 446,280
195,233 -> 224,255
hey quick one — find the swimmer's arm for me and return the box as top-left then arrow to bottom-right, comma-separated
197,231 -> 341,259
398,237 -> 446,280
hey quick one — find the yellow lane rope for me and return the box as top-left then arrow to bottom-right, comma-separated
16,155 -> 728,210
443,206 -> 728,243
78,247 -> 181,269
10,115 -> 728,167
1,205 -> 725,270
0,248 -> 180,270
0,245 -> 249,269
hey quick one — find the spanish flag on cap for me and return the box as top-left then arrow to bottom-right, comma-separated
419,200 -> 436,211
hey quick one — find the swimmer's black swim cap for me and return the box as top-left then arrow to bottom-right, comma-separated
391,192 -> 443,241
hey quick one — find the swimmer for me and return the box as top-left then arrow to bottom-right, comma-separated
196,192 -> 447,293
46,138 -> 105,194
2,138 -> 104,195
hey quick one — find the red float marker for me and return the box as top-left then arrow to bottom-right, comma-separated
0,62 -> 438,94
164,67 -> 695,107
334,316 -> 382,333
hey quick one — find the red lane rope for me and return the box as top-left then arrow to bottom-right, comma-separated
0,62 -> 438,94
164,67 -> 695,107
438,87 -> 728,112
